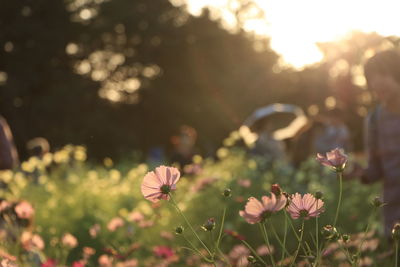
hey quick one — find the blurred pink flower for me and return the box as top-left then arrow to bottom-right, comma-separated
237,179 -> 251,188
62,233 -> 78,248
141,166 -> 180,203
153,246 -> 175,259
228,245 -> 250,266
0,259 -> 18,267
21,231 -> 45,251
127,211 -> 144,223
98,254 -> 113,267
41,259 -> 57,267
286,193 -> 325,220
122,258 -> 138,267
316,148 -> 347,171
71,261 -> 85,267
224,229 -> 246,241
239,194 -> 287,224
89,224 -> 101,238
160,231 -> 174,240
14,201 -> 34,219
0,200 -> 11,212
257,245 -> 274,256
83,246 -> 96,259
107,217 -> 125,232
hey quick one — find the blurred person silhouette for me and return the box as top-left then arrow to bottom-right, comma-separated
250,115 -> 287,162
290,108 -> 351,168
169,125 -> 199,168
352,49 -> 400,237
0,115 -> 19,170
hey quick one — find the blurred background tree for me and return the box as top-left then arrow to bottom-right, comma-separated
1,0 -> 399,161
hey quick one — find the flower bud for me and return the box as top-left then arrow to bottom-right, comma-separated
175,226 -> 184,235
201,218 -> 216,232
247,255 -> 256,263
271,184 -> 282,196
392,223 -> 400,241
341,234 -> 350,243
372,196 -> 385,208
321,225 -> 338,240
223,188 -> 232,198
314,191 -> 323,200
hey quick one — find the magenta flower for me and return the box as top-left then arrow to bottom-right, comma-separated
141,166 -> 180,203
239,194 -> 287,224
286,193 -> 325,220
153,245 -> 175,259
316,148 -> 348,171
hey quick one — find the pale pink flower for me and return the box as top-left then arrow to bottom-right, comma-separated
89,224 -> 101,238
257,245 -> 274,256
0,201 -> 11,212
62,233 -> 78,248
107,217 -> 125,232
121,259 -> 138,267
239,194 -> 287,224
14,201 -> 34,219
127,211 -> 144,223
98,254 -> 113,267
153,246 -> 175,259
316,148 -> 348,171
237,179 -> 251,188
21,231 -> 45,251
286,193 -> 325,220
141,166 -> 180,203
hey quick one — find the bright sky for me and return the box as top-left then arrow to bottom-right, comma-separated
184,0 -> 400,69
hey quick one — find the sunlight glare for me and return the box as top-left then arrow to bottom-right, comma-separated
184,0 -> 400,69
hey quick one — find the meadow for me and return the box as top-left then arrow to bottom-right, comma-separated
0,142 -> 397,267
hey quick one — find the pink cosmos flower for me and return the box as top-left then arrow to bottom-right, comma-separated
141,166 -> 180,203
71,261 -> 85,267
107,217 -> 125,232
41,259 -> 57,267
98,254 -> 113,267
316,148 -> 348,171
286,193 -> 325,220
153,246 -> 175,259
14,201 -> 34,219
62,233 -> 78,248
239,194 -> 287,224
21,231 -> 45,251
0,200 -> 11,212
89,224 -> 101,238
127,211 -> 144,223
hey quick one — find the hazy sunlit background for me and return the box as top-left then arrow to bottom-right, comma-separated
185,0 -> 400,68
1,0 -> 400,162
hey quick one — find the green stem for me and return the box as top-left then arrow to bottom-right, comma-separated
290,220 -> 304,267
354,206 -> 376,263
286,211 -> 309,256
259,222 -> 276,266
182,234 -> 213,263
281,213 -> 288,263
395,241 -> 398,267
315,200 -> 320,265
240,239 -> 266,265
216,247 -> 233,267
333,171 -> 343,228
169,194 -> 212,257
269,220 -> 290,257
215,204 -> 227,255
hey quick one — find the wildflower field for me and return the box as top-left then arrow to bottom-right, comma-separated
0,144 -> 398,267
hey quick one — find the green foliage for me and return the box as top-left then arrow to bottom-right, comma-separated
0,144 -> 392,266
